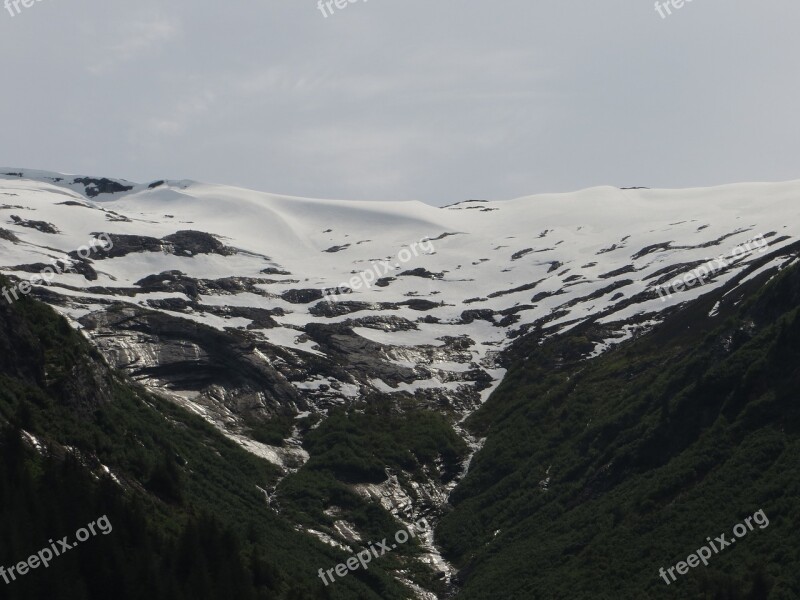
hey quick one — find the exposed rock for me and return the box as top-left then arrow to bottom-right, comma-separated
78,305 -> 304,425
324,244 -> 350,253
89,234 -> 167,259
511,248 -> 533,261
282,288 -> 325,304
135,272 -> 274,300
345,315 -> 418,331
72,177 -> 134,197
397,268 -> 443,280
310,300 -> 398,318
0,228 -> 19,242
163,230 -> 236,256
261,267 -> 292,276
599,265 -> 636,279
401,299 -> 441,312
488,279 -> 545,299
460,309 -> 495,325
10,215 -> 59,234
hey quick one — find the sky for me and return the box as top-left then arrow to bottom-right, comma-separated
1,0 -> 799,206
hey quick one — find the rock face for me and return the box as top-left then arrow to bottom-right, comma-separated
10,215 -> 58,234
2,169 -> 800,598
78,305 -> 303,418
1,171 -> 797,439
72,176 -> 134,197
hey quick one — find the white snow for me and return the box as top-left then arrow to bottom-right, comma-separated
2,169 -> 799,408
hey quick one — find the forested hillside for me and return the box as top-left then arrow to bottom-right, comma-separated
438,256 -> 800,599
0,276 -> 418,599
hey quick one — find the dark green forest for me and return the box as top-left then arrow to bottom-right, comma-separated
0,276 -> 417,599
437,260 -> 800,598
2,254 -> 800,600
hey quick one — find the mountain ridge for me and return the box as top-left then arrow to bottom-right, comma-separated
2,168 -> 799,598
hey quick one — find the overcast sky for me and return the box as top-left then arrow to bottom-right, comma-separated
1,0 -> 798,206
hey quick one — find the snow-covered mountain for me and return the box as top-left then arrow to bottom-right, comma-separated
1,169 -> 798,452
2,168 -> 799,595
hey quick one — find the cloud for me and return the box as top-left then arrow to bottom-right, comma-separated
2,0 -> 800,205
136,90 -> 217,139
88,15 -> 180,75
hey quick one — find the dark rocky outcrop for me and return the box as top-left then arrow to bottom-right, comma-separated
9,215 -> 59,234
0,228 -> 19,242
282,288 -> 325,304
163,230 -> 236,256
72,177 -> 134,197
397,268 -> 444,280
78,305 -> 303,421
